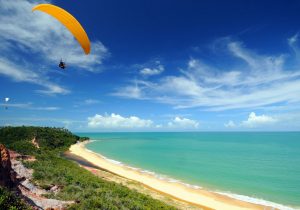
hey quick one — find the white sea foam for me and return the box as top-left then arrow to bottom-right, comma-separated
216,192 -> 296,210
105,158 -> 123,165
127,166 -> 140,170
83,141 -> 295,210
89,140 -> 96,143
85,148 -> 96,154
141,170 -> 155,175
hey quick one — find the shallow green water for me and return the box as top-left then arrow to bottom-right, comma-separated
78,132 -> 300,208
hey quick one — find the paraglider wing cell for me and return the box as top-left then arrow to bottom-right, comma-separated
32,4 -> 91,55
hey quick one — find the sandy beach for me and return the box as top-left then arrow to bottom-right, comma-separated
69,141 -> 275,210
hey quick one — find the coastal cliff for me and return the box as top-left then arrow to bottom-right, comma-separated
0,144 -> 16,188
0,143 -> 74,210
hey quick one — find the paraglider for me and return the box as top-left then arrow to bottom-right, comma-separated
32,4 -> 91,69
4,97 -> 9,110
58,59 -> 66,70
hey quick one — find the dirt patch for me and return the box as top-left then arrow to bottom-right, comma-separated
0,146 -> 74,210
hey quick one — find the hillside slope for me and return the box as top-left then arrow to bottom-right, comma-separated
0,126 -> 176,210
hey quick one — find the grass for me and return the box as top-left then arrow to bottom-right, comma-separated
0,187 -> 32,210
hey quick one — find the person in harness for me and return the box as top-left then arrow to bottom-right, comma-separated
58,59 -> 66,69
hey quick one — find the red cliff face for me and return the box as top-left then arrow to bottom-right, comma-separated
0,144 -> 15,188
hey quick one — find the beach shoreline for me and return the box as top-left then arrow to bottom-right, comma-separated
68,140 -> 284,210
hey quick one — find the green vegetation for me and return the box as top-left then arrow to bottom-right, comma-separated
0,187 -> 31,210
0,126 -> 176,210
0,126 -> 82,155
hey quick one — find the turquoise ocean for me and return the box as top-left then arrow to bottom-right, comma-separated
77,132 -> 300,209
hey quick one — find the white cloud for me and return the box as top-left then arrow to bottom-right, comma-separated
288,33 -> 298,46
140,64 -> 164,76
87,113 -> 153,129
0,0 -> 108,72
0,102 -> 60,111
114,36 -> 300,111
0,103 -> 31,109
84,99 -> 101,105
168,117 -> 199,129
0,58 -> 69,95
73,99 -> 101,108
87,114 -> 200,130
242,112 -> 277,128
33,107 -> 60,111
112,82 -> 145,99
224,120 -> 236,128
156,124 -> 163,128
288,33 -> 300,59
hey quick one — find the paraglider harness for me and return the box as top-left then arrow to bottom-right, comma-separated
59,59 -> 66,69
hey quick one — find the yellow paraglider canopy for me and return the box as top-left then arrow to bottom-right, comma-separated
32,4 -> 91,54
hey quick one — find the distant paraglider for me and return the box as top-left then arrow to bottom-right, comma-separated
4,97 -> 9,110
32,4 -> 91,69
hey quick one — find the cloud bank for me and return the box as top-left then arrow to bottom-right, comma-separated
87,113 -> 200,130
88,113 -> 153,129
140,64 -> 164,76
168,117 -> 199,129
114,37 -> 300,111
242,112 -> 277,128
224,112 -> 278,129
224,120 -> 236,128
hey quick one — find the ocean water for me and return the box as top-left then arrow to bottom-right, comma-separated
78,132 -> 300,209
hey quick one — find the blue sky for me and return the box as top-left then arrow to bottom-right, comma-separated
1,0 -> 300,131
